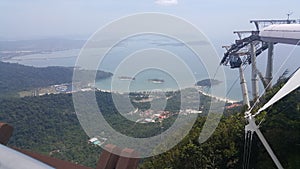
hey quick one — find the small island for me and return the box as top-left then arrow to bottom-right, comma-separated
148,78 -> 164,84
195,79 -> 222,87
118,76 -> 135,81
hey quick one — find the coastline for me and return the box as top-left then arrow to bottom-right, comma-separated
197,89 -> 238,104
95,86 -> 239,104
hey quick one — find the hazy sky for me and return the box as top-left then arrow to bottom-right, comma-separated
1,0 -> 299,43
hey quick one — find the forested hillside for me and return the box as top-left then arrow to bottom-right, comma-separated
251,81 -> 300,169
0,61 -> 112,97
0,82 -> 298,168
0,94 -> 102,167
140,82 -> 300,169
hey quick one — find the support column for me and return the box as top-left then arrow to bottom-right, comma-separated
251,43 -> 259,102
265,42 -> 274,90
239,66 -> 250,108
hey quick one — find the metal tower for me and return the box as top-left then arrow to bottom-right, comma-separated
220,17 -> 300,169
220,19 -> 298,105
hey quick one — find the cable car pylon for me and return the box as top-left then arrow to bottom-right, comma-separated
220,17 -> 300,169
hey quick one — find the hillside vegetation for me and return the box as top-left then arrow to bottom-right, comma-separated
0,61 -> 112,97
140,80 -> 299,169
0,77 -> 298,168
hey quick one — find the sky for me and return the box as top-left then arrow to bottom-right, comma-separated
1,0 -> 300,44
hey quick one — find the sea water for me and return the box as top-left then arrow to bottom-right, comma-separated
2,35 -> 243,101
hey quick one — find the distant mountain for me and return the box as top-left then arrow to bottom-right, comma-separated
0,61 -> 112,97
0,39 -> 86,59
0,39 -> 85,51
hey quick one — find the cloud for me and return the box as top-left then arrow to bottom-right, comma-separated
155,0 -> 178,6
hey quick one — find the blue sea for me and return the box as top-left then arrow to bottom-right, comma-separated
3,35 -> 247,101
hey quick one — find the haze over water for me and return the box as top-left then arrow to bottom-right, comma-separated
3,35 -> 242,100
4,34 -> 300,102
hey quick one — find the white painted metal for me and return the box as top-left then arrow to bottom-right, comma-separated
260,24 -> 300,45
255,68 -> 300,116
250,43 -> 259,101
245,116 -> 284,169
244,68 -> 300,169
0,144 -> 54,169
239,66 -> 250,107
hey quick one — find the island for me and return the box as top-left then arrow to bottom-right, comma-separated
148,78 -> 164,84
118,76 -> 135,81
195,79 -> 222,87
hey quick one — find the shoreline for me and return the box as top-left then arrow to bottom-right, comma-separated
197,89 -> 239,104
95,86 -> 239,104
